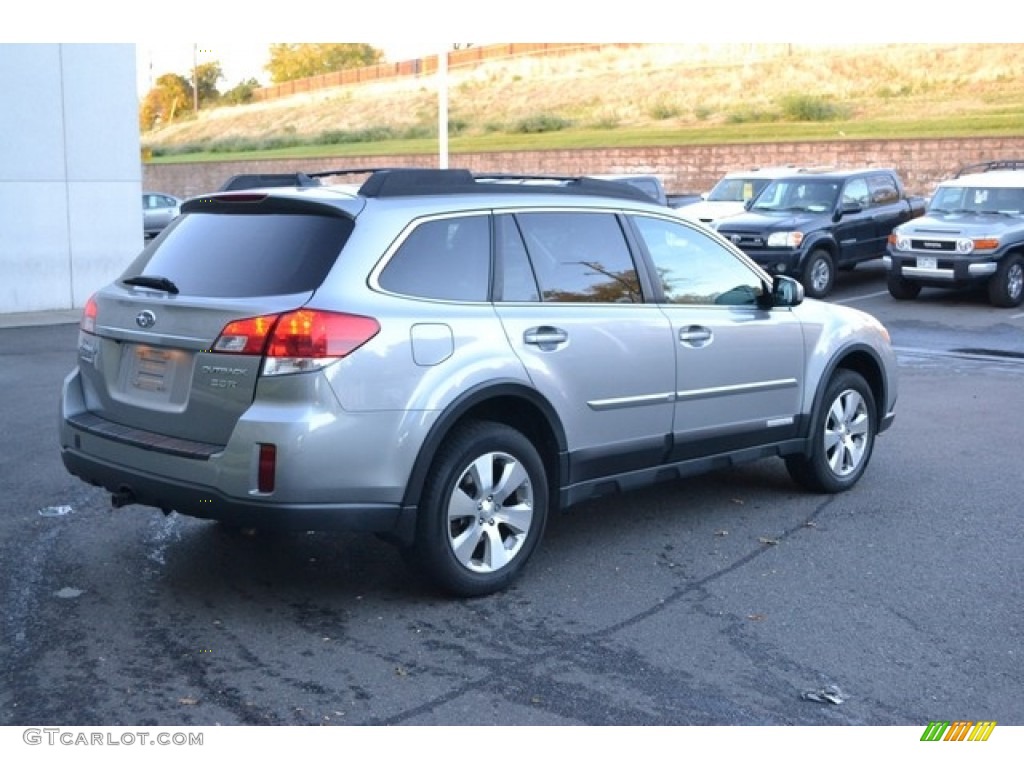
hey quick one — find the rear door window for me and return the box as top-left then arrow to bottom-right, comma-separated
127,212 -> 353,297
515,211 -> 641,303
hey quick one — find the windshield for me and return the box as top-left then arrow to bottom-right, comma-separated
707,177 -> 772,203
751,179 -> 840,212
929,185 -> 1024,214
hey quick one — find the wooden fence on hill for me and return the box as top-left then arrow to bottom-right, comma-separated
252,43 -> 641,102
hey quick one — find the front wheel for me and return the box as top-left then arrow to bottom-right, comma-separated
412,421 -> 549,597
887,272 -> 922,300
801,249 -> 835,299
786,370 -> 877,493
988,254 -> 1024,308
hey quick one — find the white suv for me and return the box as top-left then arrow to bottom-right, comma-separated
677,166 -> 814,226
886,160 -> 1024,307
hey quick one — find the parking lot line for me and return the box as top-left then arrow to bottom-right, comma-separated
833,290 -> 890,304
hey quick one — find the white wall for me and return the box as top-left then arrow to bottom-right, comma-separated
0,43 -> 142,313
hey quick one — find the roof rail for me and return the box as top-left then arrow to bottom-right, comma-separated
217,167 -> 663,202
954,159 -> 1024,177
357,169 -> 658,201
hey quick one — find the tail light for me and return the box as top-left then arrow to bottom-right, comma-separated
81,295 -> 98,334
211,309 -> 380,376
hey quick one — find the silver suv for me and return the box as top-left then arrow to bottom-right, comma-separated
60,168 -> 898,597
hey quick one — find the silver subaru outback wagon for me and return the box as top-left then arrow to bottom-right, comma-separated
60,168 -> 898,597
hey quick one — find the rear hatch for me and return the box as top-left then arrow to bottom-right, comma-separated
75,193 -> 357,447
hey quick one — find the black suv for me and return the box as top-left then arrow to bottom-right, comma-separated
714,168 -> 926,298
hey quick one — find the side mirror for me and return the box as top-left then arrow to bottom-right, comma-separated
768,275 -> 804,307
840,200 -> 863,215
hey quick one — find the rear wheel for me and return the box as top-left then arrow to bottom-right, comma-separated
988,254 -> 1024,308
887,272 -> 922,300
786,370 -> 877,493
801,249 -> 835,299
412,421 -> 548,597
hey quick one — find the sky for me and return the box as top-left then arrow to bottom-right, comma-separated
135,42 -> 434,97
7,0 -> 1011,100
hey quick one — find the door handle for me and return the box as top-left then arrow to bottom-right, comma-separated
524,326 -> 568,349
679,326 -> 713,346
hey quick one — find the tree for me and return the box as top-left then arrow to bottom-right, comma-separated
265,43 -> 383,84
192,61 -> 224,108
139,73 -> 192,131
221,78 -> 261,106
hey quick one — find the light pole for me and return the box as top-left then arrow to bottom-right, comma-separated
438,46 -> 448,169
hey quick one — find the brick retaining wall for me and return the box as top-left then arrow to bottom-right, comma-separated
144,136 -> 1024,200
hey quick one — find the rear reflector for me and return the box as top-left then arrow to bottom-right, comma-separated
258,443 -> 276,493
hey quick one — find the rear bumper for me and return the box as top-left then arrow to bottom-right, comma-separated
59,366 -> 424,541
60,445 -> 416,539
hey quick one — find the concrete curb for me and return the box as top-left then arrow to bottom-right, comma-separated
0,309 -> 82,329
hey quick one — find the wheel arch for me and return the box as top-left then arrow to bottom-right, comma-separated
812,344 -> 890,430
400,381 -> 567,514
800,233 -> 838,264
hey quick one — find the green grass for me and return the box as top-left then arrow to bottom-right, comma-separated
146,109 -> 1024,165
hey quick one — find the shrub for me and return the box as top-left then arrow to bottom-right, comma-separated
779,93 -> 847,121
649,101 -> 681,120
511,114 -> 573,134
726,107 -> 780,124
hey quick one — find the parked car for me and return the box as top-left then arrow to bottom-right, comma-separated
676,166 -> 809,226
61,168 -> 898,597
585,173 -> 668,206
714,167 -> 927,299
142,192 -> 181,238
885,159 -> 1024,307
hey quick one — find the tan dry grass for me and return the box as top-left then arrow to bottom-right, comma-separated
143,43 -> 1024,147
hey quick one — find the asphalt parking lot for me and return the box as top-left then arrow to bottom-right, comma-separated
1,266 -> 1022,737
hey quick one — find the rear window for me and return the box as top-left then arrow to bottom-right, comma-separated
125,212 -> 353,297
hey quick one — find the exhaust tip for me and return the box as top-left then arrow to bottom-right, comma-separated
111,487 -> 136,509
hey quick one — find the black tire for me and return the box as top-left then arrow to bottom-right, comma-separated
412,420 -> 548,597
786,370 -> 877,494
801,249 -> 835,299
988,254 -> 1024,308
887,272 -> 922,300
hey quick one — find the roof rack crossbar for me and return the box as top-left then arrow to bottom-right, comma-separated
955,159 -> 1024,177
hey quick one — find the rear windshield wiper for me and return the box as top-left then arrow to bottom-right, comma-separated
122,275 -> 180,294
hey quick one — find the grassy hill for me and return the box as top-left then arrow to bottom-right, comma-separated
143,43 -> 1024,162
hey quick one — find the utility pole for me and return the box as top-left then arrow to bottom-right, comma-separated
438,46 -> 448,169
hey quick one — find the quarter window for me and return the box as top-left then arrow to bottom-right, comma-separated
379,215 -> 491,301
